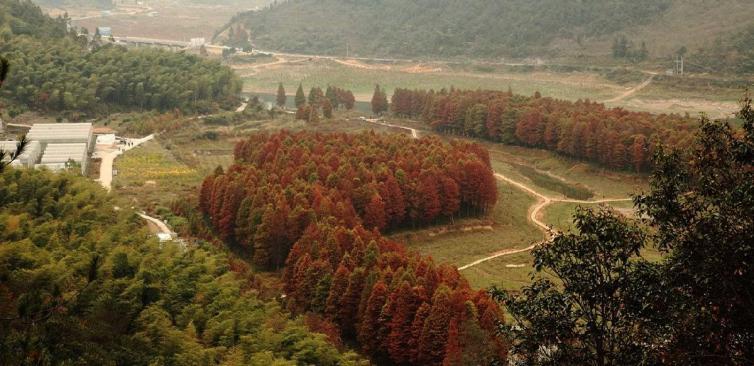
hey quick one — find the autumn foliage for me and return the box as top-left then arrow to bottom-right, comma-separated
391,88 -> 697,171
198,131 -> 503,364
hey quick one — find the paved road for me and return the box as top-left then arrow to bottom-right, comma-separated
356,118 -> 633,270
138,212 -> 186,250
95,134 -> 154,191
138,212 -> 173,234
236,102 -> 248,112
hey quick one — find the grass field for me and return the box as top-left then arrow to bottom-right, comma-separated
481,142 -> 647,199
397,179 -> 544,289
542,201 -> 636,232
113,140 -> 202,209
239,58 -> 623,102
462,252 -> 540,291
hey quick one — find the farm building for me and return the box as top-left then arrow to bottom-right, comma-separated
0,140 -> 42,168
4,123 -> 94,174
96,26 -> 113,37
38,143 -> 89,174
27,123 -> 94,152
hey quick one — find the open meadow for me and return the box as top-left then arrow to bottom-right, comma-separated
234,56 -> 747,118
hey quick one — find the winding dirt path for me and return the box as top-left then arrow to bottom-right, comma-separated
458,174 -> 631,270
357,117 -> 633,270
603,73 -> 656,103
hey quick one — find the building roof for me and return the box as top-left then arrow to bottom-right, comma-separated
40,143 -> 87,164
97,27 -> 113,36
27,123 -> 93,142
0,140 -> 41,162
0,140 -> 19,151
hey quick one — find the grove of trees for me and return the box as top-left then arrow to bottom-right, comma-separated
198,131 -> 503,364
391,87 -> 697,171
295,85 -> 355,122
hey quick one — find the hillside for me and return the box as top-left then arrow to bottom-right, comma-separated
0,0 -> 241,117
222,0 -> 754,65
0,168 -> 365,365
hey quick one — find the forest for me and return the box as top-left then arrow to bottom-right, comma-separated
0,0 -> 241,116
390,88 -> 697,171
0,168 -> 366,365
226,0 -> 671,58
197,131 -> 504,365
693,24 -> 754,74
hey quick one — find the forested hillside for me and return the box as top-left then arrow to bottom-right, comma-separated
227,0 -> 669,58
390,88 -> 697,171
0,0 -> 241,116
0,168 -> 364,365
693,24 -> 754,74
198,131 -> 505,364
222,0 -> 754,63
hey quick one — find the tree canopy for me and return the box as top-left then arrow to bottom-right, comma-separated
197,131 -> 504,364
0,0 -> 241,117
0,168 -> 365,365
227,0 -> 671,59
392,88 -> 696,171
494,98 -> 754,365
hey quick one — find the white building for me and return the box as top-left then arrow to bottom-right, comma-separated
27,123 -> 94,153
190,38 -> 206,48
96,133 -> 116,146
38,143 -> 89,174
0,140 -> 42,168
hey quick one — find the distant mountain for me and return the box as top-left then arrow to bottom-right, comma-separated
219,0 -> 754,65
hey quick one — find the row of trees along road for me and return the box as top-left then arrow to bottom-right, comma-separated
378,87 -> 696,172
275,83 -> 356,122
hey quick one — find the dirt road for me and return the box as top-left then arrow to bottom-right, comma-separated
603,73 -> 656,103
458,174 -> 631,270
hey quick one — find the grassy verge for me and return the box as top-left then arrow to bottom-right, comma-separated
481,142 -> 647,198
542,201 -> 636,232
515,163 -> 594,200
398,179 -> 543,273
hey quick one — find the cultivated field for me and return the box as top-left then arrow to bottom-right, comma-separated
112,139 -> 202,209
50,0 -> 273,41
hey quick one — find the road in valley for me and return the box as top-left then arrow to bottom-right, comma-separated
357,117 -> 633,270
94,134 -> 154,191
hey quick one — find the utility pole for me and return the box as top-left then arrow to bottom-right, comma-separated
346,42 -> 349,58
674,56 -> 684,76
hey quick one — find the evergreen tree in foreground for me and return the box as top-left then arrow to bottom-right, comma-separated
276,82 -> 287,107
295,83 -> 306,108
371,84 -> 388,115
0,58 -> 28,172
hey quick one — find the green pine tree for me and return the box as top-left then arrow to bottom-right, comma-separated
295,83 -> 306,108
276,82 -> 287,107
